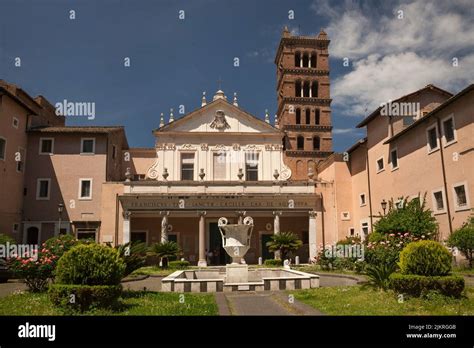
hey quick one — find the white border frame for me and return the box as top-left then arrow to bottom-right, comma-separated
452,181 -> 470,212
80,137 -> 96,155
431,188 -> 447,215
441,114 -> 457,147
426,123 -> 440,154
39,137 -> 54,155
78,178 -> 93,200
36,178 -> 51,200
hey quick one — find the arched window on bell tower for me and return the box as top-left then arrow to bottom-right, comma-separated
303,81 -> 310,97
313,136 -> 320,150
297,135 -> 304,150
295,108 -> 301,124
294,52 -> 301,67
295,80 -> 302,97
302,53 -> 309,67
305,109 -> 311,124
310,53 -> 317,68
315,109 -> 320,125
311,81 -> 318,98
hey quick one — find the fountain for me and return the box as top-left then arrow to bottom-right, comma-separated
161,215 -> 320,293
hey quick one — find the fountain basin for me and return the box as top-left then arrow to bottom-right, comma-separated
161,267 -> 320,292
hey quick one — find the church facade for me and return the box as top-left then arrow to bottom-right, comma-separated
1,28 -> 472,266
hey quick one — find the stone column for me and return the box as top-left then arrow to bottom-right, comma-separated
198,211 -> 207,267
300,56 -> 303,67
300,83 -> 304,97
122,210 -> 131,245
308,54 -> 312,68
309,82 -> 312,98
309,210 -> 317,262
273,211 -> 282,259
160,211 -> 169,243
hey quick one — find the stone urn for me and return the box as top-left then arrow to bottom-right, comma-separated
218,216 -> 254,264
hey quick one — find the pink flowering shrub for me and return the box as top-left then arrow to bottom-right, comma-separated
8,234 -> 81,292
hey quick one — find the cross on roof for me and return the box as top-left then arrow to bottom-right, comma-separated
217,77 -> 223,90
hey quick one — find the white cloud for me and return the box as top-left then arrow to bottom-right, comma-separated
311,0 -> 474,115
332,128 -> 363,135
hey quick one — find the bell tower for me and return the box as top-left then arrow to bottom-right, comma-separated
275,27 -> 332,180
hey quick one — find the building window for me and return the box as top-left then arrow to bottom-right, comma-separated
453,182 -> 469,211
432,189 -> 446,213
311,81 -> 318,98
361,222 -> 369,238
81,138 -> 95,154
16,147 -> 25,173
349,227 -> 355,236
36,178 -> 51,200
426,125 -> 439,152
303,81 -> 310,97
315,109 -> 320,125
302,53 -> 309,67
295,81 -> 302,97
295,108 -> 301,124
390,149 -> 398,170
131,231 -> 147,244
13,223 -> 19,234
213,152 -> 227,180
297,136 -> 304,150
305,109 -> 311,124
112,145 -> 117,159
310,53 -> 317,68
12,117 -> 19,129
376,157 -> 384,173
76,228 -> 97,241
313,136 -> 320,150
0,137 -> 5,160
294,52 -> 301,67
79,179 -> 92,199
245,152 -> 259,181
39,138 -> 54,154
181,153 -> 195,180
442,116 -> 456,145
359,193 -> 366,206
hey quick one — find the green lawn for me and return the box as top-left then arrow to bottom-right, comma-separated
0,291 -> 218,316
291,286 -> 474,315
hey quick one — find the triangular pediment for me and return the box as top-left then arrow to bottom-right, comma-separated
155,99 -> 280,134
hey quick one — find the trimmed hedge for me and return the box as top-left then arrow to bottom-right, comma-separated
389,273 -> 465,298
55,244 -> 125,285
169,260 -> 190,269
264,259 -> 283,267
399,241 -> 452,276
49,284 -> 122,312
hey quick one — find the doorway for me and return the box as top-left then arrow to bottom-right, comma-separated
261,234 -> 273,260
26,227 -> 39,245
209,222 -> 230,265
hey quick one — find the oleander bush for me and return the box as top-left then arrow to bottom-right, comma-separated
399,240 -> 452,276
264,259 -> 283,267
389,273 -> 465,298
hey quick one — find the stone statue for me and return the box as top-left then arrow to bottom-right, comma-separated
210,110 -> 230,130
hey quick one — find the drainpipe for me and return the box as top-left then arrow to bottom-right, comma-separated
365,143 -> 374,232
115,193 -> 119,246
320,192 -> 326,247
435,117 -> 453,236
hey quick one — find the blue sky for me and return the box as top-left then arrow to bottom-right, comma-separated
1,0 -> 472,151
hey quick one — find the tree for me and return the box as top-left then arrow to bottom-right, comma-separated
266,232 -> 303,261
374,194 -> 438,238
448,217 -> 474,268
149,241 -> 181,268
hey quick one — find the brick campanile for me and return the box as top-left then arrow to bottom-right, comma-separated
275,27 -> 333,180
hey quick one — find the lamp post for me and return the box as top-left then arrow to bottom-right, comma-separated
58,202 -> 64,235
381,199 -> 387,216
